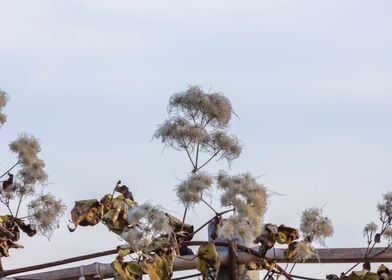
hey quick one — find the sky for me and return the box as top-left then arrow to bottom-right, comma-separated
0,0 -> 392,278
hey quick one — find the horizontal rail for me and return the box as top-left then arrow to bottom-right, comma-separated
10,247 -> 392,279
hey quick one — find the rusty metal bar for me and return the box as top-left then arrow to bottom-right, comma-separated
10,247 -> 392,279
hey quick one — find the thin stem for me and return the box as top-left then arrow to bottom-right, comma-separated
195,151 -> 220,172
181,207 -> 188,231
344,263 -> 360,276
194,142 -> 200,172
0,160 -> 20,179
201,198 -> 218,215
188,208 -> 234,239
182,146 -> 196,170
14,194 -> 24,218
289,262 -> 297,274
0,197 -> 14,216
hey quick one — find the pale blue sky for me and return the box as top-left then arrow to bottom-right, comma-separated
0,0 -> 391,277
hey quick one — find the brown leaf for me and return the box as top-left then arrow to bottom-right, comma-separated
68,199 -> 102,231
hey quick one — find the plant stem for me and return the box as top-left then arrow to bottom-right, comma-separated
181,207 -> 188,231
188,208 -> 234,239
0,160 -> 20,179
196,151 -> 220,172
194,142 -> 200,171
14,194 -> 24,218
183,147 -> 196,170
0,198 -> 14,216
201,198 -> 218,214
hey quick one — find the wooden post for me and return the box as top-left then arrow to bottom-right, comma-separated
229,241 -> 239,280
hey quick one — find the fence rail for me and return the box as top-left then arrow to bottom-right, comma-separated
7,247 -> 392,280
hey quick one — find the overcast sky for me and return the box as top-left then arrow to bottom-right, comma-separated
0,0 -> 391,277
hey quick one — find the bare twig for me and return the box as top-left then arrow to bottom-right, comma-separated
0,161 -> 20,179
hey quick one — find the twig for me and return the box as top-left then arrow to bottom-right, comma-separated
182,146 -> 196,170
189,208 -> 234,238
201,198 -> 218,215
196,151 -> 220,172
14,194 -> 24,218
181,207 -> 188,231
0,161 -> 20,179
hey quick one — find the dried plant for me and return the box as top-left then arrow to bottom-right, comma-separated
0,89 -> 65,263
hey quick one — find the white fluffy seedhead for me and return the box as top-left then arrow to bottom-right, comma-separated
300,207 -> 333,245
0,89 -> 8,125
9,133 -> 41,165
123,203 -> 172,252
154,86 -> 241,168
216,172 -> 267,242
27,193 -> 66,238
154,117 -> 210,151
294,241 -> 316,262
377,191 -> 392,219
169,86 -> 233,128
176,172 -> 213,207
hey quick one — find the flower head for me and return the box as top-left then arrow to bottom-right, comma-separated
217,172 -> 267,241
169,86 -> 233,128
363,222 -> 378,236
176,173 -> 213,207
377,191 -> 392,219
294,241 -> 315,262
28,193 -> 66,238
9,134 -> 41,165
300,207 -> 333,245
0,89 -> 8,125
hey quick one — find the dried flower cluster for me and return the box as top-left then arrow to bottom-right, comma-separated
168,86 -> 232,128
0,89 -> 8,125
176,173 -> 213,207
377,191 -> 392,221
293,240 -> 316,262
154,86 -> 242,171
216,172 -> 267,243
27,193 -> 66,238
122,203 -> 171,251
0,91 -> 65,256
300,207 -> 333,245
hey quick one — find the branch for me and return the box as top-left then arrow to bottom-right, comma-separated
0,160 -> 20,179
195,150 -> 220,172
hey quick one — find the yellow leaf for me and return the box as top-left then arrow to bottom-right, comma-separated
196,242 -> 220,280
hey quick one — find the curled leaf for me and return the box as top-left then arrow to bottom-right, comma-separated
68,199 -> 102,231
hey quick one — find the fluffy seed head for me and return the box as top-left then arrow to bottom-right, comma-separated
169,86 -> 233,127
9,134 -> 41,165
217,172 -> 267,240
300,207 -> 333,245
363,222 -> 378,236
294,241 -> 315,262
210,131 -> 242,162
18,158 -> 48,184
27,193 -> 66,238
176,173 -> 213,207
377,191 -> 392,219
0,89 -> 8,125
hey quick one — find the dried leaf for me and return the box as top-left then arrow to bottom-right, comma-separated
68,199 -> 102,231
15,219 -> 37,237
196,242 -> 220,280
246,259 -> 276,271
112,256 -> 143,280
141,254 -> 174,280
2,173 -> 13,191
277,225 -> 299,244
